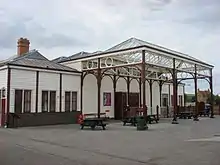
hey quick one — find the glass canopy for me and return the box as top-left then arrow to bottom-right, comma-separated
74,37 -> 213,80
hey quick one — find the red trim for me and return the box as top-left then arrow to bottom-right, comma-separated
1,99 -> 6,126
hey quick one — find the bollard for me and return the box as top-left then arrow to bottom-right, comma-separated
156,105 -> 159,120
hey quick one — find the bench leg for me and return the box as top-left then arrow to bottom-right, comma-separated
81,125 -> 84,130
91,125 -> 95,130
102,126 -> 106,130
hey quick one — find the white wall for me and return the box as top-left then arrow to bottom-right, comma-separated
62,74 -> 81,111
62,61 -> 82,71
10,69 -> 36,113
101,76 -> 114,117
162,83 -> 170,94
83,74 -> 97,114
38,72 -> 60,112
116,77 -> 127,92
10,68 -> 81,113
130,79 -> 139,93
152,82 -> 160,114
0,69 -> 7,89
161,83 -> 185,107
145,82 -> 150,110
82,76 -> 141,118
39,71 -> 80,112
83,74 -> 115,117
178,84 -> 184,105
0,68 -> 8,126
81,76 -> 185,117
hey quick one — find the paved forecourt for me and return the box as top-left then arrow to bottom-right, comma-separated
0,117 -> 220,165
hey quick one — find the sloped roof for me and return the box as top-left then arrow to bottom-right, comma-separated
1,50 -> 80,73
64,51 -> 91,62
51,56 -> 68,63
58,51 -> 104,63
60,37 -> 209,66
105,37 -> 203,63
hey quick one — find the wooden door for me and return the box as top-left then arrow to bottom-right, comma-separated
129,93 -> 139,107
115,92 -> 127,120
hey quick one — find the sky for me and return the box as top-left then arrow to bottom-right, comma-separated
0,0 -> 219,94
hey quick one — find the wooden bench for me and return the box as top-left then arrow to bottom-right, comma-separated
178,112 -> 192,119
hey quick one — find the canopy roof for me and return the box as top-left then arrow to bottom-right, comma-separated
63,37 -> 213,80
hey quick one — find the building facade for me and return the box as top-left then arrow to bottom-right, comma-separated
62,59 -> 185,118
0,38 -> 81,127
1,37 -> 212,127
197,89 -> 210,103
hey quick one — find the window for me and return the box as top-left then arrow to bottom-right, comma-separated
42,91 -> 57,112
2,88 -> 6,98
171,95 -> 174,106
24,90 -> 31,113
162,98 -> 168,107
72,92 -> 77,111
179,95 -> 183,106
42,91 -> 48,112
65,92 -> 71,111
14,89 -> 32,113
162,94 -> 168,107
64,91 -> 78,112
50,91 -> 56,112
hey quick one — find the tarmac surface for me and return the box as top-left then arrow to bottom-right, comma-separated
0,117 -> 220,165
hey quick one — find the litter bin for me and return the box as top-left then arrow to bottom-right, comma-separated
11,113 -> 20,128
136,116 -> 148,130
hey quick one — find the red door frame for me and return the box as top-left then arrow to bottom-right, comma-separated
1,98 -> 6,126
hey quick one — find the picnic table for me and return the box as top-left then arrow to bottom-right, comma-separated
123,115 -> 159,126
81,118 -> 107,130
122,107 -> 142,126
123,116 -> 137,126
80,113 -> 107,130
146,115 -> 159,124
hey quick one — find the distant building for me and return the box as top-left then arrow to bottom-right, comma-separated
197,89 -> 210,103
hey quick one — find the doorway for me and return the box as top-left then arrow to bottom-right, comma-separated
114,92 -> 140,120
0,90 -> 1,126
115,92 -> 127,120
0,89 -> 6,127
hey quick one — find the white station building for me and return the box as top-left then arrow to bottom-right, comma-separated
0,37 -> 213,127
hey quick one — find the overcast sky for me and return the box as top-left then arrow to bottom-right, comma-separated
0,0 -> 219,93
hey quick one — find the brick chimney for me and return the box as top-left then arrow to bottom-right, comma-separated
17,38 -> 30,56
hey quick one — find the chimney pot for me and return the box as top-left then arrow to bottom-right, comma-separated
17,37 -> 30,56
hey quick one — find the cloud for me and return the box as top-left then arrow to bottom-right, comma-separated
0,0 -> 220,92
